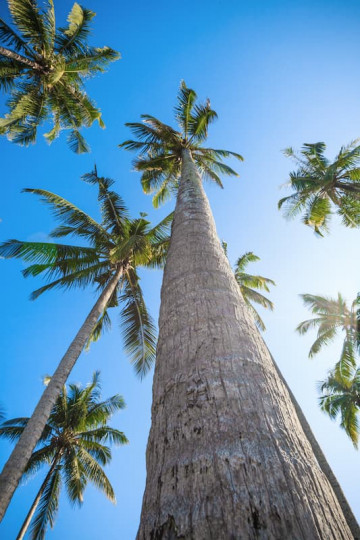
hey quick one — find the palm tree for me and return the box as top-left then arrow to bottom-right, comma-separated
0,0 -> 119,152
0,168 -> 171,520
279,141 -> 360,235
232,250 -> 275,331
319,365 -> 360,448
0,371 -> 128,539
296,293 -> 359,378
120,82 -> 358,538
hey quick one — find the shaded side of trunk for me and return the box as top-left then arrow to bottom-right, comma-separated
270,352 -> 360,539
0,266 -> 122,522
137,149 -> 356,539
16,453 -> 62,540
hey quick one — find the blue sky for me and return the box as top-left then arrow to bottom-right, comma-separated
0,0 -> 360,538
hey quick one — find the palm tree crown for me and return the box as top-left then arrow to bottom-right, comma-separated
233,250 -> 275,331
297,293 -> 359,379
279,141 -> 360,235
319,365 -> 360,448
222,243 -> 275,331
0,168 -> 171,376
120,80 -> 243,207
0,372 -> 127,539
0,0 -> 120,152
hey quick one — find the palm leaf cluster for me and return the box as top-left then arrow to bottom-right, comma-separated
0,0 -> 119,152
0,372 -> 127,539
319,366 -> 360,447
223,245 -> 275,331
120,80 -> 243,207
297,293 -> 360,445
279,142 -> 360,235
0,168 -> 172,377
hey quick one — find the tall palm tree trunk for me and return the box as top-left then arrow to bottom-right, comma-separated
0,46 -> 43,71
0,266 -> 123,522
16,452 -> 62,540
137,149 -> 356,539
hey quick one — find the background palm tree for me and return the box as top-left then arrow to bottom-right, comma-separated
0,0 -> 119,152
120,83 -> 356,538
279,141 -> 360,235
319,365 -> 360,448
297,293 -> 359,378
229,247 -> 275,331
0,168 -> 171,520
0,371 -> 127,539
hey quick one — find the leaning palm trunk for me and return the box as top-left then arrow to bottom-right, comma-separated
0,266 -> 123,521
137,149 -> 356,539
16,452 -> 62,540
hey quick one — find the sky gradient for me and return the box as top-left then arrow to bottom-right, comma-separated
0,0 -> 359,538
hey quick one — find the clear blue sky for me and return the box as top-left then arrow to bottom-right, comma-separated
0,0 -> 359,538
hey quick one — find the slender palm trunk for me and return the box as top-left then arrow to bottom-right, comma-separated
137,149 -> 357,539
0,46 -> 43,71
0,266 -> 123,522
16,452 -> 62,540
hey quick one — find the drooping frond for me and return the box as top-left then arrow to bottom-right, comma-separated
31,466 -> 62,540
119,270 -> 157,378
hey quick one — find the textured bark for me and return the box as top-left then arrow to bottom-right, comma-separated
16,453 -> 61,540
137,149 -> 357,539
0,46 -> 43,71
0,266 -> 123,522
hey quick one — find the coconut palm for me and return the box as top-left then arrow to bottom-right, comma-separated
232,251 -> 275,331
120,82 -> 357,538
319,365 -> 360,448
0,168 -> 171,520
0,0 -> 119,152
279,141 -> 360,235
120,80 -> 243,207
297,293 -> 359,378
0,371 -> 127,539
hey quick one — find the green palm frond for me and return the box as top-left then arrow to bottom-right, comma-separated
119,270 -> 157,378
31,466 -> 61,540
23,188 -> 109,242
74,446 -> 115,503
319,367 -> 360,447
56,3 -> 95,55
231,250 -> 275,331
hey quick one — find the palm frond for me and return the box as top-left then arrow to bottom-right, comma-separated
30,466 -> 61,540
119,270 -> 157,378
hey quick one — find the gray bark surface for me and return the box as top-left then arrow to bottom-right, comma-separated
0,266 -> 122,522
0,46 -> 43,71
137,149 -> 356,539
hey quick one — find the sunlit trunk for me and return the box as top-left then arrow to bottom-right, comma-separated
0,266 -> 123,521
137,149 -> 357,539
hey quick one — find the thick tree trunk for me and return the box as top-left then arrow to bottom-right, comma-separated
16,453 -> 61,540
0,266 -> 123,522
0,46 -> 43,71
137,149 -> 357,539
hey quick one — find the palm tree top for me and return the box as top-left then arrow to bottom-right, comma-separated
0,0 -> 120,152
0,371 -> 128,538
279,140 -> 360,235
0,168 -> 172,376
120,81 -> 243,207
